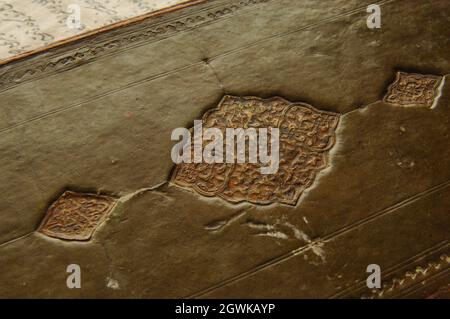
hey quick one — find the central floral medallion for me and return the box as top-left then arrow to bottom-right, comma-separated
171,95 -> 340,206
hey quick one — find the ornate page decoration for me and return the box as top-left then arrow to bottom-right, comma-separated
38,191 -> 117,240
171,95 -> 340,206
384,72 -> 444,108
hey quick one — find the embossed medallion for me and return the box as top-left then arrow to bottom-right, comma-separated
171,95 -> 340,206
384,72 -> 444,108
38,191 -> 117,240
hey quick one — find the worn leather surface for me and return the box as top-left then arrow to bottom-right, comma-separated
0,0 -> 448,298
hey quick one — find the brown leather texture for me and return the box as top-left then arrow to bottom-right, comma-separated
0,0 -> 448,298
